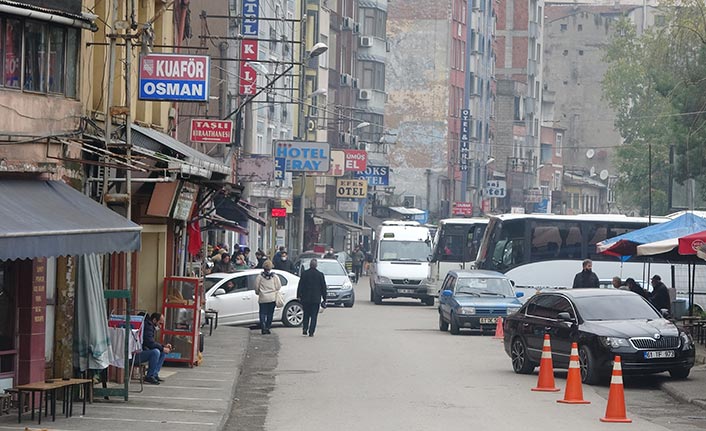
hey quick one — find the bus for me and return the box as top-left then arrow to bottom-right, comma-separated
430,218 -> 489,292
369,220 -> 435,305
474,213 -> 677,297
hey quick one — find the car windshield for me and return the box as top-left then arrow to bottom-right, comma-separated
316,261 -> 347,275
204,276 -> 224,292
455,277 -> 514,297
379,241 -> 431,261
574,295 -> 661,321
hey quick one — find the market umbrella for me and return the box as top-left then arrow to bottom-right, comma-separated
678,230 -> 706,255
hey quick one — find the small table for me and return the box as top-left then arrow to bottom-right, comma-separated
15,378 -> 92,424
204,309 -> 219,336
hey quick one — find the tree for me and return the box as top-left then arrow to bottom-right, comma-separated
602,2 -> 706,214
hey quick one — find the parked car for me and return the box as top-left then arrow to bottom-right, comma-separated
504,289 -> 695,384
204,269 -> 303,327
438,270 -> 524,335
297,258 -> 356,307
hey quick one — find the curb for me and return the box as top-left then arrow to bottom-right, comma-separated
216,328 -> 251,431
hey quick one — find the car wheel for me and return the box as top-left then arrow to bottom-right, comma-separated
439,312 -> 449,331
423,297 -> 435,306
511,337 -> 536,374
282,301 -> 303,327
578,345 -> 602,385
669,367 -> 691,380
372,289 -> 383,305
344,300 -> 354,308
369,287 -> 374,302
449,312 -> 460,335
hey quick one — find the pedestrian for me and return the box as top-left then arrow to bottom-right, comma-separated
625,277 -> 648,299
136,312 -> 172,384
274,251 -> 294,273
297,259 -> 328,337
233,252 -> 250,271
243,247 -> 253,267
649,274 -> 671,313
255,260 -> 281,334
611,276 -> 623,289
323,247 -> 336,259
572,259 -> 599,288
272,246 -> 285,267
213,252 -> 235,273
255,249 -> 268,269
351,246 -> 365,283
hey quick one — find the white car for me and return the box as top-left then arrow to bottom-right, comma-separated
297,258 -> 356,307
205,269 -> 303,327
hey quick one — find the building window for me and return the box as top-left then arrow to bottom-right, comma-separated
0,262 -> 16,382
555,133 -> 563,156
1,17 -> 78,97
560,24 -> 567,31
578,50 -> 584,56
362,8 -> 387,39
358,60 -> 385,91
577,24 -> 583,32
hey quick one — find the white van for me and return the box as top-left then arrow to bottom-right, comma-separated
369,220 -> 435,305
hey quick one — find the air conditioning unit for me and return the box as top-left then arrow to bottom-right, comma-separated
340,73 -> 351,86
402,195 -> 416,208
339,132 -> 352,145
342,16 -> 353,30
359,36 -> 373,47
351,78 -> 360,89
358,89 -> 371,100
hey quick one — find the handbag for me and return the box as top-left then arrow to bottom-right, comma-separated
275,291 -> 284,308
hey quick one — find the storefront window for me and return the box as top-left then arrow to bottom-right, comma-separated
48,26 -> 65,94
24,20 -> 46,92
3,18 -> 21,88
0,262 -> 16,380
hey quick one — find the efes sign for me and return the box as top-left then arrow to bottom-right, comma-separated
336,179 -> 368,198
139,54 -> 210,101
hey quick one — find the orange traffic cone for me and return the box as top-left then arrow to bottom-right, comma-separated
558,342 -> 590,404
493,317 -> 504,339
600,356 -> 632,423
531,334 -> 560,392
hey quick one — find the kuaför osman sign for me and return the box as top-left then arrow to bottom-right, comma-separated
139,54 -> 210,101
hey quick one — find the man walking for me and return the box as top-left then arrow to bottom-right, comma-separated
351,246 -> 365,283
297,259 -> 328,337
572,259 -> 599,288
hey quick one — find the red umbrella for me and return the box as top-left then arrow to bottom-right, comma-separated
677,230 -> 706,255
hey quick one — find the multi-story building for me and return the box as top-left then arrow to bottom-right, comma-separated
385,0 -> 468,220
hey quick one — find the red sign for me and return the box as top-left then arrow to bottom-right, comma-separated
190,119 -> 233,143
271,208 -> 286,218
239,40 -> 258,95
452,201 -> 473,216
344,150 -> 368,172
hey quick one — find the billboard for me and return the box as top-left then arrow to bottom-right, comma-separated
275,141 -> 330,172
190,119 -> 233,143
336,179 -> 368,198
354,165 -> 389,186
452,201 -> 473,216
344,150 -> 367,172
237,155 -> 275,182
139,54 -> 210,101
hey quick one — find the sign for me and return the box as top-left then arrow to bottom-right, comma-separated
275,141 -> 330,172
354,165 -> 389,186
485,180 -> 507,198
190,119 -> 233,143
337,200 -> 359,213
240,0 -> 260,95
344,149 -> 368,172
271,208 -> 286,217
336,179 -> 368,198
452,201 -> 473,216
139,54 -> 210,101
328,150 -> 345,176
459,109 -> 470,171
281,199 -> 293,213
172,183 -> 199,221
237,155 -> 275,182
525,188 -> 542,204
274,157 -> 286,180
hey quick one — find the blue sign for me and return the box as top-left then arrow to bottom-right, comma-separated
354,165 -> 389,186
274,157 -> 285,180
139,54 -> 210,102
412,210 -> 429,224
275,141 -> 330,172
242,0 -> 260,36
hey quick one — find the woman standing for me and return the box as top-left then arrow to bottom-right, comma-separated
255,260 -> 281,334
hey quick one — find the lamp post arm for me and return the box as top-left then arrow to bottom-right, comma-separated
222,63 -> 295,120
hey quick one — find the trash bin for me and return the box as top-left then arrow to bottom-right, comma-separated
672,299 -> 687,320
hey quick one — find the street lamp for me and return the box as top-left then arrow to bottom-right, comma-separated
354,122 -> 371,130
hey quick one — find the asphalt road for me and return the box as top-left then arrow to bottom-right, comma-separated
227,276 -> 706,431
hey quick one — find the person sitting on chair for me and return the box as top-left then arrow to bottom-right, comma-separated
135,312 -> 172,385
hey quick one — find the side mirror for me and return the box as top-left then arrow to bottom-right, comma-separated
557,312 -> 574,322
515,291 -> 524,298
213,288 -> 226,296
441,290 -> 453,297
660,309 -> 670,318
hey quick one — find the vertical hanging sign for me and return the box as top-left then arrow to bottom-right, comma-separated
240,0 -> 260,95
459,109 -> 470,171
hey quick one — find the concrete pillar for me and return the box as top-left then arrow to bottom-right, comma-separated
53,256 -> 75,379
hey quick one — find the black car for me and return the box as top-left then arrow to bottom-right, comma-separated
503,289 -> 695,384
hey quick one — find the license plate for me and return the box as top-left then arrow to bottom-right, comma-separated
327,292 -> 337,298
644,350 -> 675,359
479,317 -> 498,324
398,288 -> 415,294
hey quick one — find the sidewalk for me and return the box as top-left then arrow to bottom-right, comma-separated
0,326 -> 251,431
660,344 -> 706,410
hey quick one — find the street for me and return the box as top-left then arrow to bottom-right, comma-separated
227,276 -> 706,431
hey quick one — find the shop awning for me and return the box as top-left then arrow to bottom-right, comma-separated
131,124 -> 230,179
214,194 -> 267,227
316,211 -> 363,232
389,206 -> 426,216
364,215 -> 384,230
0,180 -> 142,260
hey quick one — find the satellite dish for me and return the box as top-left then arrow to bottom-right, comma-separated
600,169 -> 609,180
586,149 -> 595,159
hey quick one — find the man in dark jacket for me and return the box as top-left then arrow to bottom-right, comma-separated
649,274 -> 672,313
274,251 -> 295,273
136,313 -> 172,384
572,259 -> 599,288
297,259 -> 328,337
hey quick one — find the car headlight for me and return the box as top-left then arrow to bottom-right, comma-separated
680,331 -> 693,350
375,275 -> 391,284
506,306 -> 521,315
341,280 -> 353,290
458,306 -> 476,315
600,336 -> 631,349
